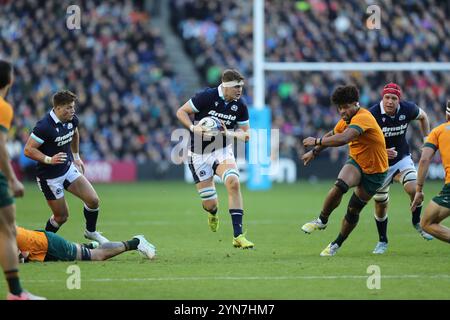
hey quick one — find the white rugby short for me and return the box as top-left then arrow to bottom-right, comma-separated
188,145 -> 236,183
36,163 -> 82,200
377,155 -> 416,193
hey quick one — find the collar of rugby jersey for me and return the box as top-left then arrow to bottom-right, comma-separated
50,109 -> 61,124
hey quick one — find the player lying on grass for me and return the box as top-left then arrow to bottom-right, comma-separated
16,226 -> 156,262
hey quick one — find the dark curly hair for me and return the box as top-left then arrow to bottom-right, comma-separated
331,85 -> 359,106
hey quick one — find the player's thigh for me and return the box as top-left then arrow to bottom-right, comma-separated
354,185 -> 372,202
47,198 -> 69,217
67,175 -> 98,203
422,201 -> 450,224
0,173 -> 14,211
0,204 -> 16,227
336,164 -> 361,188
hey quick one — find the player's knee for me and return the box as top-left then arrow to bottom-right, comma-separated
226,176 -> 240,193
54,214 -> 69,224
222,169 -> 240,192
86,196 -> 100,209
202,201 -> 218,214
420,214 -> 433,229
373,192 -> 389,204
202,197 -> 218,213
334,178 -> 349,195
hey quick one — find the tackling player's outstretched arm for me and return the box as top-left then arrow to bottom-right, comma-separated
301,130 -> 333,166
24,136 -> 66,165
303,127 -> 360,148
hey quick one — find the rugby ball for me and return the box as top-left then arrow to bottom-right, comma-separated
198,117 -> 223,135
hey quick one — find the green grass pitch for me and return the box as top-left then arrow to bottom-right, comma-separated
3,181 -> 449,300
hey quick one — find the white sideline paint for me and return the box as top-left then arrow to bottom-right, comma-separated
24,274 -> 450,283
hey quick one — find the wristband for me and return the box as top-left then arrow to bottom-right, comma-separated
189,124 -> 194,132
73,153 -> 81,161
44,156 -> 52,164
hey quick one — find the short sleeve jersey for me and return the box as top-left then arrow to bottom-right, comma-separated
0,96 -> 13,133
16,227 -> 48,262
369,100 -> 420,166
424,121 -> 450,184
31,110 -> 79,179
189,86 -> 249,154
334,107 -> 388,174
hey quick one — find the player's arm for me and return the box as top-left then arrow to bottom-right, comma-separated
304,127 -> 359,148
416,108 -> 430,139
0,130 -> 24,197
70,128 -> 85,174
176,102 -> 204,135
301,130 -> 333,166
222,123 -> 250,142
24,135 -> 66,165
411,145 -> 436,211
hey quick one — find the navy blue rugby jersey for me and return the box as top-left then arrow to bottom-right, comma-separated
369,100 -> 420,166
189,86 -> 249,154
31,110 -> 79,179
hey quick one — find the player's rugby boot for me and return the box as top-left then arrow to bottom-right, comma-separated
84,230 -> 110,245
372,241 -> 388,254
233,233 -> 254,249
134,235 -> 156,260
7,291 -> 46,300
320,242 -> 340,256
301,218 -> 327,234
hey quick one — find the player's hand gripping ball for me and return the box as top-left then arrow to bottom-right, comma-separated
198,117 -> 224,136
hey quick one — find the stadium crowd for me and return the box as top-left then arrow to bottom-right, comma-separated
170,0 -> 450,163
0,0 -> 449,177
0,0 -> 183,170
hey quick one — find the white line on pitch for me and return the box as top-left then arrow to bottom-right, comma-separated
24,274 -> 450,283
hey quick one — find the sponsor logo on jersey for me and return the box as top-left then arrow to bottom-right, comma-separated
54,130 -> 75,146
382,123 -> 408,137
